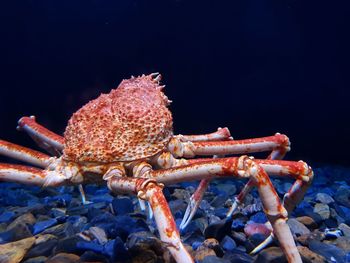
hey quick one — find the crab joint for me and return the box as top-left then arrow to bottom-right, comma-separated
136,179 -> 164,201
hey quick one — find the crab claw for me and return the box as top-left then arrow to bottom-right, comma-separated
179,195 -> 200,230
180,179 -> 210,230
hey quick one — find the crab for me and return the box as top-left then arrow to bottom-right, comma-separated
0,73 -> 313,263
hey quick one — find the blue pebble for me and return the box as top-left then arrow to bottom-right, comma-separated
231,219 -> 245,231
112,197 -> 133,215
90,194 -> 113,203
0,211 -> 15,223
77,241 -> 103,253
33,218 -> 58,234
192,241 -> 202,250
221,235 -> 236,251
250,212 -> 267,223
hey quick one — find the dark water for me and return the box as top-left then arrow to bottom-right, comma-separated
0,1 -> 349,165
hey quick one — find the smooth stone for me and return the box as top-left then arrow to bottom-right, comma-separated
0,222 -> 33,244
0,211 -> 15,223
33,218 -> 58,235
330,236 -> 350,253
90,193 -> 113,203
214,184 -> 236,196
204,218 -> 232,241
244,222 -> 271,237
316,193 -> 335,204
313,203 -> 330,220
222,248 -> 254,263
335,186 -> 350,208
126,231 -> 163,255
325,218 -> 338,228
250,212 -> 267,224
111,196 -> 134,215
210,193 -> 228,208
129,248 -> 158,263
40,222 -> 75,239
231,218 -> 246,231
296,216 -> 318,229
7,213 -> 36,230
297,246 -> 326,263
195,247 -> 216,262
202,238 -> 223,256
46,253 -> 80,263
203,255 -> 230,263
10,204 -> 48,217
0,236 -> 36,263
76,240 -> 103,253
214,207 -> 228,218
84,226 -> 108,244
231,231 -> 247,245
309,240 -> 346,263
287,218 -> 310,237
169,199 -> 187,216
54,235 -> 86,254
22,256 -> 48,263
221,235 -> 237,251
254,246 -> 287,263
49,208 -> 66,218
339,223 -> 350,237
25,237 -> 58,258
171,188 -> 191,200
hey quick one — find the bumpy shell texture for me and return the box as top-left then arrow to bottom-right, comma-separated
63,74 -> 173,163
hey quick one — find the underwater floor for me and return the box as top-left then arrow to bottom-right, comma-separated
0,165 -> 350,263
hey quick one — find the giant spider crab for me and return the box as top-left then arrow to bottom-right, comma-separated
0,73 -> 313,263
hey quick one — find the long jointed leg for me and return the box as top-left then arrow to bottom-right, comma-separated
0,163 -> 65,186
177,127 -> 232,142
149,156 -> 313,263
168,133 -> 290,157
17,116 -> 64,154
0,139 -> 52,168
106,176 -> 194,263
17,116 -> 90,204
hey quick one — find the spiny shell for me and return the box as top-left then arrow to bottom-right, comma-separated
63,74 -> 173,163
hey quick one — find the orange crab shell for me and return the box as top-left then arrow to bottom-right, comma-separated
63,74 -> 173,163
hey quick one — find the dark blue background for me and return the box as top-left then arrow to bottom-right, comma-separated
1,1 -> 349,165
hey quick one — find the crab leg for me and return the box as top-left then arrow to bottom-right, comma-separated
106,176 -> 194,263
168,133 -> 290,158
17,116 -> 64,155
0,163 -> 66,186
177,127 -> 232,142
226,147 -> 289,218
17,116 -> 91,204
162,134 -> 290,229
0,139 -> 52,168
149,156 -> 311,263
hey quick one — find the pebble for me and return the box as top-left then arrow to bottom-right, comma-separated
204,218 -> 232,241
297,246 -> 326,263
111,196 -> 134,215
33,218 -> 58,235
221,235 -> 237,251
46,253 -> 80,263
0,211 -> 15,223
313,203 -> 330,220
296,216 -> 318,229
335,186 -> 350,208
0,236 -> 36,263
287,218 -> 311,236
339,223 -> 350,237
309,240 -> 346,263
316,193 -> 335,204
254,246 -> 287,263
